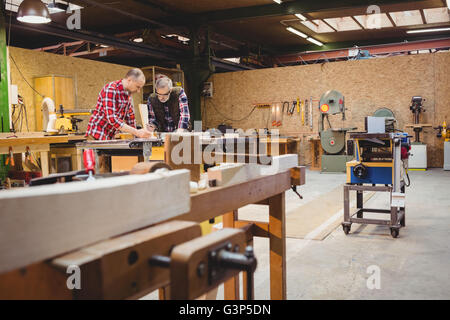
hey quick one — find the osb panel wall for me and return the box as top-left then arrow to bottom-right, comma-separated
205,52 -> 450,167
8,46 -> 144,133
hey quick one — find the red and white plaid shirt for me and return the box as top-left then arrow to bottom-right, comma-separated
86,80 -> 136,140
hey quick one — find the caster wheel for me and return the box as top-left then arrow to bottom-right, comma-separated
343,225 -> 351,235
390,228 -> 399,238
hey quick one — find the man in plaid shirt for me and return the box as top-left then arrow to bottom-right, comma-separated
146,76 -> 190,133
86,69 -> 152,140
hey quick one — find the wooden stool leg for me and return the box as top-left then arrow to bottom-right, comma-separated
223,210 -> 239,300
268,192 -> 286,300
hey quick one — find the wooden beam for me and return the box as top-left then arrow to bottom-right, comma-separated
0,134 -> 69,147
0,169 -> 191,274
173,170 -> 291,224
157,0 -> 425,25
207,163 -> 261,187
269,192 -> 286,300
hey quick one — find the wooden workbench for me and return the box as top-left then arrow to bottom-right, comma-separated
171,170 -> 291,300
0,132 -> 71,177
0,170 -> 291,300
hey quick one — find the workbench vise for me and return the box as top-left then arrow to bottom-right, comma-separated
0,221 -> 256,300
150,227 -> 257,300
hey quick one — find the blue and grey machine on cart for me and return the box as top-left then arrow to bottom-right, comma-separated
343,129 -> 411,238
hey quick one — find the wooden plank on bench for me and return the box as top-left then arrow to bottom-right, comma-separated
0,169 -> 190,274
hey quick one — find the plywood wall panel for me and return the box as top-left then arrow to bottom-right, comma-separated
205,52 -> 450,167
8,47 -> 144,132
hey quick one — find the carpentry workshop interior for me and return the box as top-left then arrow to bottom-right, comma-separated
0,0 -> 449,303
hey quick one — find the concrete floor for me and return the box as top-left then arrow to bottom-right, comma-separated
144,168 -> 450,300
237,168 -> 450,300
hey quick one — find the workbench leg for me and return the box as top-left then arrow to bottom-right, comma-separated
40,151 -> 49,177
268,192 -> 286,300
356,190 -> 363,218
223,210 -> 240,300
344,185 -> 350,223
72,148 -> 82,171
242,238 -> 254,300
143,142 -> 152,162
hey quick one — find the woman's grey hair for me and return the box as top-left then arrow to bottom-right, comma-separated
155,76 -> 173,90
125,68 -> 145,82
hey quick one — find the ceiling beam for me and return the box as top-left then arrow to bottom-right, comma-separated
9,14 -> 255,71
386,12 -> 397,27
34,41 -> 85,52
72,0 -> 169,28
159,0 -> 427,25
211,57 -> 255,71
10,19 -> 181,60
274,36 -> 450,63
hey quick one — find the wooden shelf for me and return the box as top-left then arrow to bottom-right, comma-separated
141,66 -> 185,102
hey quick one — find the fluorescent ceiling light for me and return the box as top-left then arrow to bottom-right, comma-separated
286,27 -> 308,38
224,57 -> 241,64
133,37 -> 143,43
273,0 -> 282,4
68,3 -> 83,10
407,27 -> 450,33
295,13 -> 307,21
306,37 -> 323,46
165,34 -> 190,42
47,1 -> 67,13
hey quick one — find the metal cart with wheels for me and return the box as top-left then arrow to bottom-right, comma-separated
342,131 -> 410,238
342,183 -> 406,238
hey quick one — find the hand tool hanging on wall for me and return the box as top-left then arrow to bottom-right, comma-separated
283,101 -> 290,117
297,98 -> 300,114
302,100 -> 307,126
271,103 -> 277,127
289,101 -> 296,115
276,103 -> 283,127
5,147 -> 14,166
309,97 -> 313,129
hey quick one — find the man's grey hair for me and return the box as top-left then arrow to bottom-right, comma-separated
155,76 -> 173,90
125,68 -> 145,82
